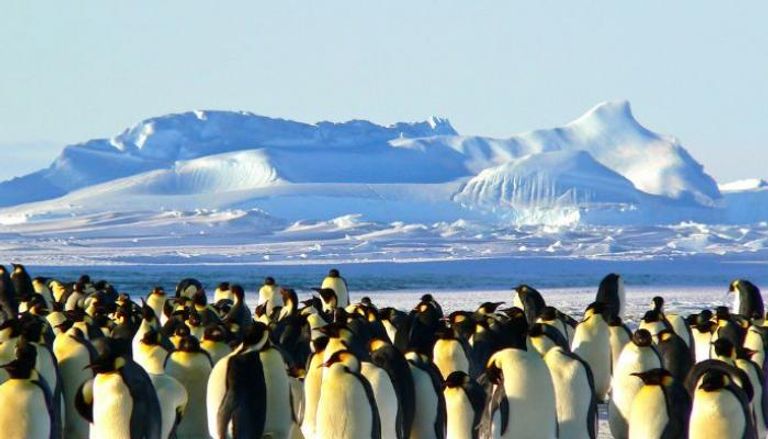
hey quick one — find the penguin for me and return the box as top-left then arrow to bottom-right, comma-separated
175,278 -> 203,299
0,339 -> 53,439
595,273 -> 625,320
443,371 -> 485,439
369,338 -> 415,439
213,282 -> 234,303
483,347 -> 558,439
75,339 -> 162,439
541,346 -> 598,439
300,337 -> 329,439
735,348 -> 768,439
657,328 -> 693,381
743,322 -> 768,370
651,296 -> 693,348
406,351 -> 447,439
536,306 -> 576,343
689,369 -> 756,439
258,277 -> 283,316
571,301 -> 612,401
314,288 -> 338,317
53,326 -> 96,439
711,306 -> 747,355
221,284 -> 251,330
692,310 -> 716,363
361,357 -> 400,439
638,309 -> 670,343
321,268 -> 350,307
148,369 -> 188,439
607,316 -> 632,368
608,329 -> 662,439
379,307 -> 408,344
146,286 -> 169,326
200,326 -> 232,366
316,350 -> 381,439
627,368 -> 690,439
432,325 -> 471,380
730,279 -> 764,319
164,336 -> 213,438
512,284 -> 546,327
0,265 -> 19,322
207,323 -> 269,439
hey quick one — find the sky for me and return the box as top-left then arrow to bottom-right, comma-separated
0,1 -> 766,182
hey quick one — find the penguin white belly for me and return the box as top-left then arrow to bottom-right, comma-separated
496,349 -> 557,439
361,362 -> 398,439
166,353 -> 212,438
150,373 -> 188,439
543,348 -> 594,439
608,326 -> 630,369
131,320 -> 154,355
608,345 -> 661,439
734,294 -> 741,315
146,294 -> 166,324
300,354 -> 324,439
667,314 -> 692,347
692,330 -> 712,363
382,320 -> 398,344
444,387 -> 474,439
53,336 -> 92,439
135,344 -> 169,375
261,348 -> 292,438
409,364 -> 440,439
316,365 -> 373,439
91,373 -> 133,439
690,390 -> 746,438
0,380 -> 51,439
206,352 -> 233,438
433,339 -> 469,380
628,385 -> 668,439
572,318 -> 611,401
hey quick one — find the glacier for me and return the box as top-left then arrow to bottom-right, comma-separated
0,101 -> 765,266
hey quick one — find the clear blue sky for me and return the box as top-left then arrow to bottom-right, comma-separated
1,1 -> 766,182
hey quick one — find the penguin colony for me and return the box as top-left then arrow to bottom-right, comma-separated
0,264 -> 765,439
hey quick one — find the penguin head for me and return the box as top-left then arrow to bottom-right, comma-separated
476,301 -> 505,315
322,349 -> 359,372
150,286 -> 165,296
86,341 -> 128,374
0,338 -> 37,380
314,288 -> 337,304
191,291 -> 207,309
715,306 -> 731,321
279,287 -> 296,305
657,328 -> 677,344
328,269 -> 341,278
263,276 -> 276,286
242,321 -> 269,350
140,300 -> 158,322
203,325 -> 227,343
642,309 -> 663,323
216,282 -> 230,294
583,302 -> 607,321
444,370 -> 471,389
632,329 -> 654,347
699,370 -> 731,392
538,306 -> 558,322
140,327 -> 163,346
651,296 -> 664,312
712,338 -> 736,359
177,335 -> 203,353
631,368 -> 674,387
528,323 -> 557,355
368,338 -> 390,353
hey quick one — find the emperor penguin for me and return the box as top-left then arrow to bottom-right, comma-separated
651,296 -> 693,347
207,323 -> 269,438
321,268 -> 350,307
541,346 -> 598,439
432,326 -> 471,380
134,328 -> 172,375
361,357 -> 400,439
595,273 -> 625,320
148,369 -> 188,439
200,326 -> 232,365
221,284 -> 252,331
75,339 -> 162,439
406,351 -> 447,439
175,278 -> 203,299
0,339 -> 53,439
689,369 -> 756,439
691,311 -> 716,363
443,371 -> 485,439
656,328 -> 693,382
164,336 -> 213,438
730,279 -> 764,319
735,348 -> 768,439
512,284 -> 546,327
483,347 -> 558,439
638,309 -> 670,343
53,326 -> 96,439
369,338 -> 415,439
627,368 -> 690,439
536,306 -> 576,344
258,277 -> 283,315
301,336 -> 329,439
571,301 -> 612,401
146,286 -> 169,326
0,265 -> 19,322
608,329 -> 662,439
317,350 -> 381,439
743,322 -> 768,370
213,282 -> 234,303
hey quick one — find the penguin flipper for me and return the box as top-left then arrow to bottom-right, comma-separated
560,350 -> 598,438
352,369 -> 381,439
31,377 -> 56,439
218,352 -> 267,439
121,361 -> 162,439
74,378 -> 94,423
660,383 -> 691,439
